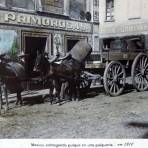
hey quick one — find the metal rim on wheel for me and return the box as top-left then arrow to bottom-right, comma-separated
131,53 -> 148,91
103,61 -> 126,96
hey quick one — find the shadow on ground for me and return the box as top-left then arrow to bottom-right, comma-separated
6,83 -> 136,107
80,83 -> 135,99
23,95 -> 45,106
127,122 -> 148,138
123,83 -> 135,95
80,87 -> 104,100
21,87 -> 102,106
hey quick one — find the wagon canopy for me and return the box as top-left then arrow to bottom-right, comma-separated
70,41 -> 92,62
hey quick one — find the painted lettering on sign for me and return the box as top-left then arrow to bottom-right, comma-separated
100,23 -> 148,37
1,10 -> 92,33
116,24 -> 148,33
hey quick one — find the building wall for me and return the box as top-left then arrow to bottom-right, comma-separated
99,0 -> 148,24
99,0 -> 148,38
0,0 -> 100,57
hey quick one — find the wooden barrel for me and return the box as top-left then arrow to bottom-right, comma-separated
70,41 -> 92,62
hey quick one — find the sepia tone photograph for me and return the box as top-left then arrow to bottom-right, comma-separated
0,0 -> 148,139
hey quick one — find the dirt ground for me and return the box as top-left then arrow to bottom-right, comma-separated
0,82 -> 148,139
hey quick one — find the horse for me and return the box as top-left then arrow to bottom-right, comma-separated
34,41 -> 92,104
34,53 -> 62,105
0,54 -> 25,110
34,53 -> 82,105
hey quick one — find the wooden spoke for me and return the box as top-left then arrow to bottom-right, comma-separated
104,61 -> 126,97
79,78 -> 91,90
132,53 -> 148,91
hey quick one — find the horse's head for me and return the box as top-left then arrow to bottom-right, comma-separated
0,54 -> 11,61
34,53 -> 49,73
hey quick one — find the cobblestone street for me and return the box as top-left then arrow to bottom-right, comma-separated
0,83 -> 148,139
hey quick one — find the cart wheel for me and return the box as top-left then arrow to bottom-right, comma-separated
131,53 -> 148,91
103,61 -> 126,96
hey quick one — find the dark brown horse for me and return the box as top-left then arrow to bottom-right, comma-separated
34,53 -> 63,105
34,41 -> 92,104
0,54 -> 25,110
34,53 -> 82,104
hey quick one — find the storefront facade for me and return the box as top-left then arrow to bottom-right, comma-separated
0,10 -> 92,72
99,0 -> 148,38
0,9 -> 92,53
0,0 -> 100,73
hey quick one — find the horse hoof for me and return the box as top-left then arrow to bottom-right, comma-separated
72,97 -> 78,101
73,98 -> 79,101
4,107 -> 9,111
57,102 -> 61,106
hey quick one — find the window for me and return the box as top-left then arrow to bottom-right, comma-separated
0,29 -> 18,57
126,37 -> 144,51
94,0 -> 99,6
106,0 -> 114,21
93,0 -> 99,22
69,0 -> 86,20
0,0 -> 6,7
103,38 -> 127,51
10,0 -> 35,10
1,0 -> 35,10
128,0 -> 141,20
110,39 -> 127,50
37,0 -> 64,14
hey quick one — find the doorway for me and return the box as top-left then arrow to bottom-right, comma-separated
25,36 -> 47,75
67,39 -> 79,51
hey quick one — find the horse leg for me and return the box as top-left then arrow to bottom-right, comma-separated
16,91 -> 23,105
0,85 -> 2,110
64,81 -> 72,101
76,82 -> 80,101
60,82 -> 65,100
4,85 -> 9,110
71,80 -> 77,101
57,83 -> 62,106
49,82 -> 54,105
55,80 -> 62,106
74,73 -> 81,101
72,78 -> 80,101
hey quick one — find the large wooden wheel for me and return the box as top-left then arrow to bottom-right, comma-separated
131,53 -> 148,91
103,61 -> 126,96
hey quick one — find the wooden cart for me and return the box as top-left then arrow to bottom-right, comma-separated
85,35 -> 148,96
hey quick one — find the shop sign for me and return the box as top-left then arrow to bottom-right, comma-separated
100,23 -> 148,36
0,10 -> 92,33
